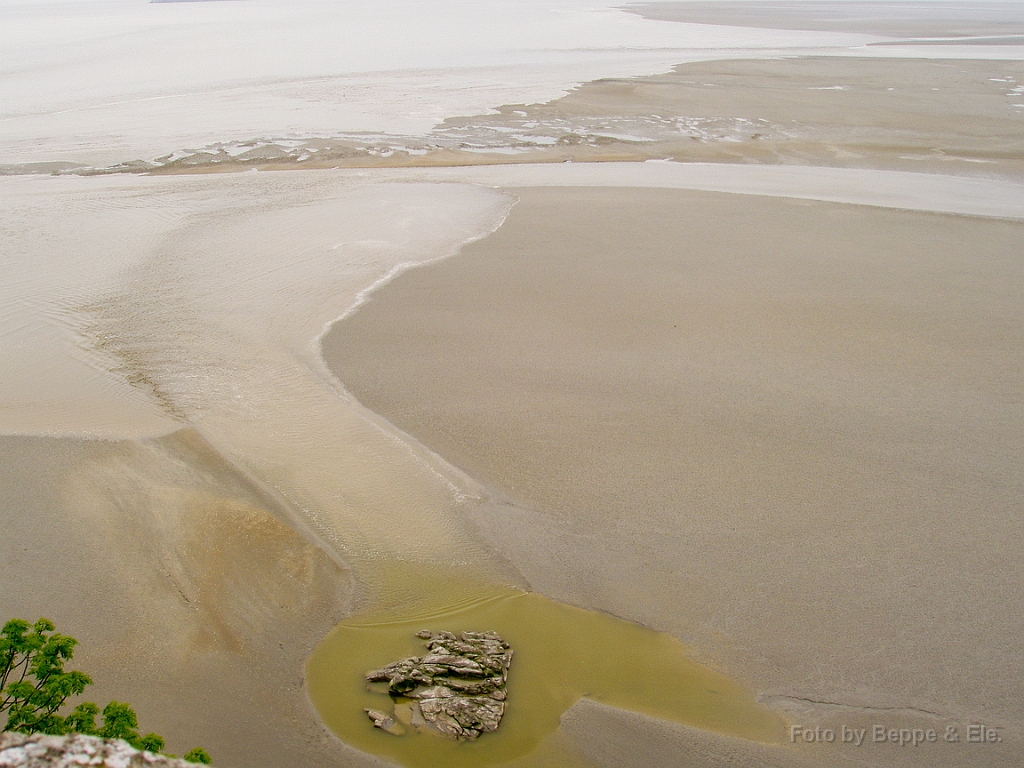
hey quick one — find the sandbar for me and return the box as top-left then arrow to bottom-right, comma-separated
627,1 -> 1024,39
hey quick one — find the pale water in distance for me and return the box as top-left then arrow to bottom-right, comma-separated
0,0 -> 879,167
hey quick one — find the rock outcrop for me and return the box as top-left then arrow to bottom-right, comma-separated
0,732 -> 205,768
364,630 -> 512,741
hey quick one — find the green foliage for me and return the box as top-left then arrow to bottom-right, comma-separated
2,618 -> 209,764
63,701 -> 100,734
139,733 -> 166,754
96,700 -> 139,742
184,747 -> 213,764
0,618 -> 91,734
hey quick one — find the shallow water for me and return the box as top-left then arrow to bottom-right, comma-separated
0,173 -> 515,577
0,0 -> 883,169
307,566 -> 784,768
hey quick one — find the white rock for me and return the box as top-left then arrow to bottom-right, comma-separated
0,733 -> 205,768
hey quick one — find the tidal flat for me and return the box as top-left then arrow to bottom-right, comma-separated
3,1 -> 1024,767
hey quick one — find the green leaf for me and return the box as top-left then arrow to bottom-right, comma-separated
2,619 -> 171,757
65,702 -> 100,735
184,747 -> 213,764
139,733 -> 166,753
98,701 -> 140,743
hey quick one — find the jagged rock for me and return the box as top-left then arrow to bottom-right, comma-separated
365,709 -> 405,736
440,676 -> 503,695
363,630 -> 513,741
418,694 -> 504,740
0,732 -> 205,768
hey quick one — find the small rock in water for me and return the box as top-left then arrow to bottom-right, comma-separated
365,708 -> 405,736
364,630 -> 513,741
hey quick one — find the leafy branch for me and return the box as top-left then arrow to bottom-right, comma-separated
1,618 -> 211,764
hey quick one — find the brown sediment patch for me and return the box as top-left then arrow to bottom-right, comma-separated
0,429 -> 374,768
323,186 -> 1024,766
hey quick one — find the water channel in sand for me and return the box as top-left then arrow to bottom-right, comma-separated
2,168 -> 788,764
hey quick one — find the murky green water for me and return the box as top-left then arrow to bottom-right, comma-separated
306,568 -> 784,768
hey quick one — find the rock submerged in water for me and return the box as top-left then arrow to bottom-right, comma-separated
364,708 -> 405,736
364,630 -> 512,741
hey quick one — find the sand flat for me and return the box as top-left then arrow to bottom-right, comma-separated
10,163 -> 1022,767
428,57 -> 1024,178
627,1 -> 1024,39
324,186 -> 1024,767
0,171 -> 519,766
117,55 -> 1024,177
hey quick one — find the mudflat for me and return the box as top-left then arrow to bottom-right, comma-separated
627,1 -> 1024,39
324,186 -> 1024,767
432,57 -> 1024,177
138,57 -> 1024,178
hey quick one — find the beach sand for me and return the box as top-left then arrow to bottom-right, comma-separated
323,186 -> 1024,767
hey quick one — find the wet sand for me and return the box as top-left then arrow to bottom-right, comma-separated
431,57 -> 1024,178
7,163 -> 1023,767
4,2 -> 1024,765
0,430 -> 368,766
627,1 -> 1024,39
323,186 -> 1024,767
0,171 -> 519,767
126,56 -> 1024,178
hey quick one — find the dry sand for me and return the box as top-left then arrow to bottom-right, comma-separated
323,186 -> 1024,767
